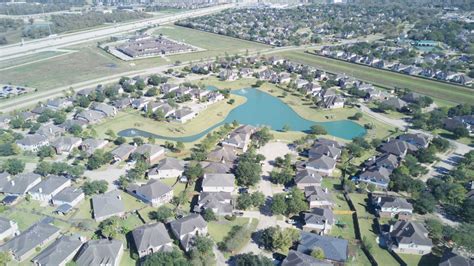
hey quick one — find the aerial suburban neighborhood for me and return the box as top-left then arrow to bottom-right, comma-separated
0,0 -> 473,266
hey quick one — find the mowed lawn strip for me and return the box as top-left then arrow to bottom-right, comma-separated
350,193 -> 400,266
278,51 -> 474,105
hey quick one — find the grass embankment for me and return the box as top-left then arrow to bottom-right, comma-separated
277,51 -> 472,106
94,94 -> 246,138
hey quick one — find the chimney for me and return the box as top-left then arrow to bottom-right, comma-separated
49,127 -> 53,133
117,195 -> 122,200
389,224 -> 394,232
377,197 -> 381,204
324,188 -> 328,193
38,188 -> 42,193
10,180 -> 15,186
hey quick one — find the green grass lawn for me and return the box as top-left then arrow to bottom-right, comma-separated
350,193 -> 400,266
0,51 -> 67,70
154,25 -> 270,63
278,51 -> 473,105
399,253 -> 440,266
121,191 -> 147,212
207,217 -> 251,243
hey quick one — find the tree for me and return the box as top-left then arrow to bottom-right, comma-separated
184,162 -> 203,184
0,251 -> 11,265
105,129 -> 116,140
175,141 -> 185,153
252,127 -> 273,147
282,124 -> 291,132
133,137 -> 144,146
203,208 -> 217,221
271,194 -> 287,215
34,161 -> 52,176
310,125 -> 327,135
234,150 -> 263,187
233,253 -> 273,266
260,226 -> 299,253
149,206 -> 174,222
219,225 -> 252,253
86,150 -> 112,170
311,248 -> 325,260
452,126 -> 469,139
350,112 -> 363,120
414,191 -> 436,214
98,217 -> 122,239
236,193 -> 253,210
431,137 -> 450,152
37,145 -> 55,160
2,158 -> 25,175
250,192 -> 265,208
114,136 -> 126,145
143,247 -> 188,266
82,180 -> 108,195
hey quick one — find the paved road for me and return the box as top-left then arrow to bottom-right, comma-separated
0,4 -> 234,61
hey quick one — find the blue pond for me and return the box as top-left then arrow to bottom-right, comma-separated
118,88 -> 366,142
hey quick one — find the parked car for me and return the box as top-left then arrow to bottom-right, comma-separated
233,211 -> 244,217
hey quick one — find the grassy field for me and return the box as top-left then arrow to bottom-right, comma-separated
0,51 -> 68,70
94,94 -> 246,139
0,25 -> 269,91
154,25 -> 270,63
277,51 -> 473,105
207,217 -> 252,243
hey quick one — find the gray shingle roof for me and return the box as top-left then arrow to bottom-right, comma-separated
297,232 -> 348,262
439,250 -> 474,266
111,144 -> 137,160
282,250 -> 331,266
295,169 -> 322,185
134,144 -> 164,157
304,208 -> 334,226
1,173 -> 41,195
306,155 -> 336,170
207,146 -> 237,163
92,190 -> 125,220
15,134 -> 48,146
201,162 -> 232,174
32,235 -> 83,265
304,186 -> 334,204
132,223 -> 172,252
390,221 -> 432,247
202,173 -> 235,188
52,187 -> 84,204
377,196 -> 413,210
0,223 -> 60,260
155,157 -> 185,171
75,239 -> 123,266
169,213 -> 207,237
0,217 -> 15,234
127,179 -> 172,201
29,175 -> 69,195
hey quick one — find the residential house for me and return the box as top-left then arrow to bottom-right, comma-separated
278,73 -> 291,84
0,223 -> 60,262
381,97 -> 408,111
207,146 -> 237,164
357,167 -> 391,189
28,175 -> 71,203
294,169 -> 322,189
398,133 -> 430,149
380,139 -> 417,158
80,139 -> 109,155
401,92 -> 422,104
148,157 -> 186,179
126,180 -> 173,207
282,250 -> 331,266
202,173 -> 235,193
201,161 -> 232,174
133,144 -> 165,164
52,187 -> 85,208
75,110 -> 106,124
364,153 -> 400,171
304,186 -> 335,209
1,173 -> 42,196
174,108 -> 197,123
91,190 -> 125,222
323,95 -> 345,109
112,98 -> 132,109
387,221 -> 432,255
46,98 -> 73,110
161,83 -> 180,94
193,192 -> 233,215
50,136 -> 82,155
32,235 -> 84,266
439,250 -> 474,266
36,124 -> 65,140
219,69 -> 238,81
75,239 -> 123,266
169,214 -> 208,252
91,103 -> 117,117
373,196 -> 413,219
132,223 -> 173,258
0,218 -> 19,242
0,115 -> 11,128
15,134 -> 49,152
302,207 -> 335,235
301,82 -> 322,96
306,155 -> 337,176
132,98 -> 152,110
308,144 -> 341,160
221,125 -> 256,152
297,232 -> 348,263
111,144 -> 137,162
